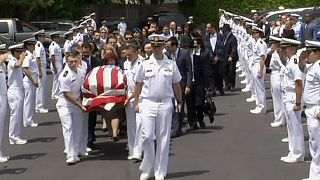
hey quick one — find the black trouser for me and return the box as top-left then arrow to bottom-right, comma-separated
222,61 -> 236,88
210,63 -> 224,92
186,83 -> 205,127
88,111 -> 97,145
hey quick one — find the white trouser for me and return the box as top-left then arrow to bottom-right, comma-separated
247,59 -> 256,98
7,88 -> 24,139
251,63 -> 266,108
23,78 -> 37,126
0,95 -> 7,156
305,105 -> 320,179
125,100 -> 142,157
139,99 -> 173,178
283,93 -> 305,159
56,104 -> 82,158
76,112 -> 88,154
51,64 -> 62,99
36,64 -> 47,110
270,73 -> 286,124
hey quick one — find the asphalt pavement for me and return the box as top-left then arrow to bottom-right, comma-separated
0,73 -> 310,180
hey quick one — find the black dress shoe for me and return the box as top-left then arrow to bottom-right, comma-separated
199,121 -> 206,129
230,86 -> 235,92
209,115 -> 215,124
219,90 -> 225,96
171,129 -> 183,138
186,125 -> 198,132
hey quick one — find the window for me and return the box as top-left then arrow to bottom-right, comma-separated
0,22 -> 9,33
23,25 -> 33,32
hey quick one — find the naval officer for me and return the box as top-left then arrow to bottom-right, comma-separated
134,34 -> 182,180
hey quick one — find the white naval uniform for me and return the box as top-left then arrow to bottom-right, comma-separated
246,36 -> 256,97
0,64 -> 8,157
35,41 -> 47,110
7,57 -> 24,139
124,56 -> 143,158
269,50 -> 286,124
49,41 -> 63,99
135,54 -> 182,178
22,50 -> 39,126
303,59 -> 320,179
56,64 -> 85,158
63,39 -> 73,65
251,38 -> 267,109
281,55 -> 305,160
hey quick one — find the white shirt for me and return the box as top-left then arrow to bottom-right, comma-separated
209,33 -> 217,53
35,41 -> 46,65
118,22 -> 127,36
49,41 -> 63,67
269,50 -> 283,73
123,56 -> 143,97
57,64 -> 85,109
0,64 -> 7,95
22,50 -> 39,80
281,55 -> 305,96
135,54 -> 182,100
303,59 -> 320,106
7,57 -> 24,90
293,21 -> 302,39
252,38 -> 267,64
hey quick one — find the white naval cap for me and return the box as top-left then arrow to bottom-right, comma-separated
9,43 -> 24,50
246,22 -> 257,27
22,38 -> 37,44
64,31 -> 73,38
70,26 -> 77,31
33,29 -> 45,36
224,11 -> 234,16
269,35 -> 282,43
252,26 -> 263,33
305,40 -> 320,50
242,17 -> 254,23
49,31 -> 60,38
234,16 -> 241,21
281,38 -> 301,47
290,13 -> 300,18
77,24 -> 85,29
86,18 -> 92,22
219,9 -> 225,12
148,34 -> 168,45
90,13 -> 96,17
0,44 -> 6,52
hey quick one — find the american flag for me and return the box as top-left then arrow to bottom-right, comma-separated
82,65 -> 127,112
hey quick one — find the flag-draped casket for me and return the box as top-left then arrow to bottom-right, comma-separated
82,65 -> 127,112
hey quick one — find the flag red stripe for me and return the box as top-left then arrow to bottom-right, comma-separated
111,68 -> 118,89
96,66 -> 105,95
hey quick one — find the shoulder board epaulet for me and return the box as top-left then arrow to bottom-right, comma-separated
37,43 -> 40,47
63,71 -> 68,77
138,61 -> 141,65
260,40 -> 263,44
294,58 -> 297,64
25,52 -> 28,56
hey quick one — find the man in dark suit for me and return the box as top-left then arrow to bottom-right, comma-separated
165,36 -> 192,137
82,42 -> 101,149
83,26 -> 94,43
203,23 -> 224,96
221,24 -> 238,91
185,37 -> 208,130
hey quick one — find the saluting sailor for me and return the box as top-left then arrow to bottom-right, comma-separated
0,44 -> 10,162
7,43 -> 28,145
49,32 -> 63,100
298,40 -> 320,180
22,38 -> 39,128
134,34 -> 183,180
34,29 -> 49,113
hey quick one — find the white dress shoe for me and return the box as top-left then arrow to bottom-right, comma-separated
280,155 -> 303,163
250,107 -> 266,114
36,108 -> 49,114
9,138 -> 27,145
241,87 -> 251,92
66,156 -> 79,165
132,155 -> 142,161
246,96 -> 256,102
281,137 -> 289,143
24,122 -> 38,128
79,152 -> 89,157
127,155 -> 134,160
236,68 -> 242,72
0,156 -> 10,162
155,176 -> 165,180
140,172 -> 152,180
270,122 -> 285,127
238,72 -> 245,77
240,79 -> 247,84
302,178 -> 310,180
